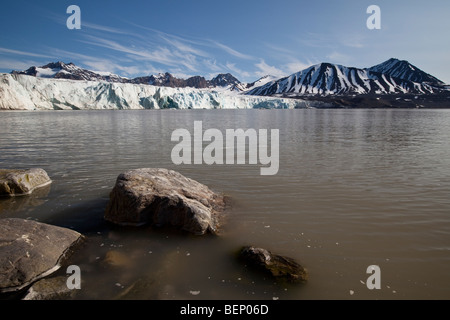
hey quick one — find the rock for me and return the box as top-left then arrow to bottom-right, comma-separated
0,218 -> 83,293
22,276 -> 76,300
238,246 -> 308,283
0,168 -> 52,197
104,168 -> 225,235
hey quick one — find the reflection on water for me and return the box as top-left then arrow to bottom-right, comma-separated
0,183 -> 51,216
1,109 -> 450,299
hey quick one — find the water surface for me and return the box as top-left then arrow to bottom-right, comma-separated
1,109 -> 450,299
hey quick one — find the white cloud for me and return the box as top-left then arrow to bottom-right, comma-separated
203,59 -> 225,72
284,60 -> 313,74
325,52 -> 352,65
255,60 -> 286,78
0,58 -> 40,71
161,36 -> 209,58
0,47 -> 52,58
226,62 -> 251,79
82,22 -> 130,35
212,41 -> 254,60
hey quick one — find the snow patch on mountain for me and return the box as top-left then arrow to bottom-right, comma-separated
233,75 -> 280,93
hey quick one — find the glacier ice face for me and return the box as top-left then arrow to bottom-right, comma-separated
0,73 -> 312,111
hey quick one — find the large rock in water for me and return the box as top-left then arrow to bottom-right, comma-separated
238,246 -> 308,283
0,218 -> 83,293
104,168 -> 225,235
0,168 -> 51,196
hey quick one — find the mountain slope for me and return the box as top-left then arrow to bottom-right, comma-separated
232,75 -> 280,92
367,58 -> 444,85
209,73 -> 240,87
247,59 -> 446,96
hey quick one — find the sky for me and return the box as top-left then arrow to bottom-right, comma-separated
0,0 -> 449,83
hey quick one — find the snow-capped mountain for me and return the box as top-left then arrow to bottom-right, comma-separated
209,73 -> 240,88
233,75 -> 280,92
13,61 -> 129,83
12,62 -> 241,89
132,72 -> 208,88
367,58 -> 444,85
247,59 -> 447,96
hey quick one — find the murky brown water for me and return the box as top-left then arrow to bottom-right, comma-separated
1,109 -> 450,300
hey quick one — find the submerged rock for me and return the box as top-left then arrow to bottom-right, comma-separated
22,276 -> 77,300
0,168 -> 51,197
104,168 -> 225,235
102,250 -> 134,268
238,246 -> 308,283
0,183 -> 51,214
0,218 -> 83,293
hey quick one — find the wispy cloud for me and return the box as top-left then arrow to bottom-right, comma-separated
226,62 -> 251,79
128,21 -> 254,61
82,22 -> 130,35
79,36 -> 178,66
203,59 -> 227,73
44,48 -> 158,77
284,60 -> 313,74
0,47 -> 52,59
0,58 -> 40,71
160,36 -> 210,58
212,41 -> 254,60
255,60 -> 286,78
325,51 -> 352,65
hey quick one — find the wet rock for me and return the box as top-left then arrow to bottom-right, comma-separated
0,218 -> 83,293
104,168 -> 225,235
0,168 -> 51,197
22,276 -> 76,300
238,246 -> 308,283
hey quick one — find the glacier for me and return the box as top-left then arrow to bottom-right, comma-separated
0,73 -> 319,111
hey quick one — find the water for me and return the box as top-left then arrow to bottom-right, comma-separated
1,109 -> 450,300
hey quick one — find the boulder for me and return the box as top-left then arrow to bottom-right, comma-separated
238,246 -> 308,283
0,168 -> 52,197
104,168 -> 225,235
0,218 -> 83,293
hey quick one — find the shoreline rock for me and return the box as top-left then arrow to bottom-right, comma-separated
238,246 -> 308,283
22,276 -> 77,300
104,168 -> 226,235
0,168 -> 52,197
0,218 -> 84,293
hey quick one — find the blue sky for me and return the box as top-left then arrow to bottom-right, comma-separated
1,0 -> 449,83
